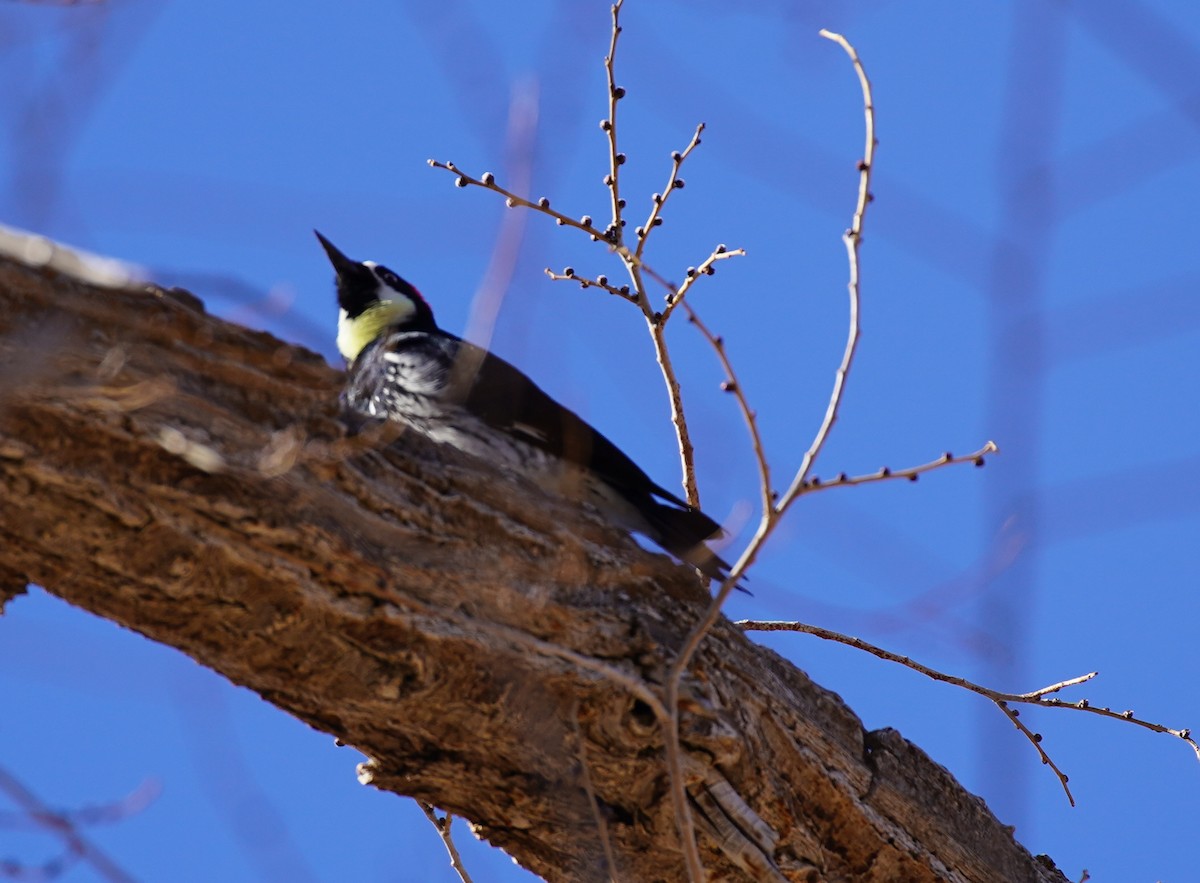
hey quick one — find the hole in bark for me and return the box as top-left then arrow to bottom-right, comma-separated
629,699 -> 655,731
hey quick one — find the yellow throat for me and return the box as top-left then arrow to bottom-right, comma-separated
336,298 -> 415,363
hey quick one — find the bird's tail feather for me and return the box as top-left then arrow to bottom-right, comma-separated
643,501 -> 746,591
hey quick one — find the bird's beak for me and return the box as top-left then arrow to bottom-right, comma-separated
314,230 -> 362,278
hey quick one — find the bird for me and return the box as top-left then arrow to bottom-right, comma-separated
315,230 -> 733,584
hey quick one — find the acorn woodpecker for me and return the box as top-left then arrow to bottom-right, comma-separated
316,231 -> 732,583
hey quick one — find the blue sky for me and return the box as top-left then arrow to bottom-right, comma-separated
2,1 -> 1199,880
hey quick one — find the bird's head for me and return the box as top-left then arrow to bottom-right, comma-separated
315,230 -> 436,364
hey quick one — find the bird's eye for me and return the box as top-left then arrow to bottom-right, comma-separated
376,267 -> 402,289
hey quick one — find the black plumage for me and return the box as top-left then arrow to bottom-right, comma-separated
317,231 -> 732,583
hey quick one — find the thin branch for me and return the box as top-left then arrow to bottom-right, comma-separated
738,620 -> 1200,798
800,441 -> 999,494
425,158 -> 675,300
602,0 -> 627,244
545,267 -> 637,303
683,303 -> 771,516
646,314 -> 700,508
635,123 -> 704,260
419,803 -> 475,883
662,244 -> 745,323
995,702 -> 1076,805
779,30 -> 877,511
428,160 -> 609,243
661,32 -> 878,876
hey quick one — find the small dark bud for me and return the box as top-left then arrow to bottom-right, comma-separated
1077,699 -> 1089,709
1122,710 -> 1134,719
704,265 -> 715,275
714,335 -> 723,346
653,192 -> 663,204
579,280 -> 588,289
555,218 -> 565,226
857,159 -> 870,172
672,178 -> 685,189
581,215 -> 593,227
481,172 -> 495,185
619,285 -> 630,295
671,150 -> 682,162
716,243 -> 727,254
837,473 -> 848,483
537,197 -> 550,208
603,174 -> 614,186
590,234 -> 599,242
596,275 -> 608,286
1012,709 -> 1020,717
454,176 -> 468,188
564,267 -> 575,278
942,451 -> 953,462
652,217 -> 663,227
617,198 -> 626,208
613,86 -> 626,99
505,197 -> 516,208
879,467 -> 891,477
974,457 -> 986,467
867,192 -> 876,203
908,473 -> 919,482
1033,733 -> 1043,743
600,119 -> 612,131
685,267 -> 696,278
720,381 -> 737,393
809,476 -> 822,487
619,219 -> 627,227
426,158 -> 436,167
616,153 -> 627,165
652,311 -> 663,322
635,226 -> 645,238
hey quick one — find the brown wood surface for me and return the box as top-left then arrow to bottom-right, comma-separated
0,253 -> 1067,882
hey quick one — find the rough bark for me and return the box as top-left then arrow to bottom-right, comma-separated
0,251 -> 1067,883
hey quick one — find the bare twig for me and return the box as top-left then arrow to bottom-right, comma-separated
646,316 -> 701,507
660,32 -> 879,874
800,441 -> 999,493
737,619 -> 1200,800
428,160 -> 608,243
602,0 -> 627,244
662,244 -> 745,322
636,123 -> 704,259
545,267 -> 637,303
779,29 -> 877,511
994,701 -> 1076,804
420,803 -> 476,883
683,303 -> 771,516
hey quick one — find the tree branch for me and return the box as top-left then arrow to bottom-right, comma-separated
0,252 -> 1068,882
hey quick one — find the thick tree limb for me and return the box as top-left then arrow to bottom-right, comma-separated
0,252 -> 1067,882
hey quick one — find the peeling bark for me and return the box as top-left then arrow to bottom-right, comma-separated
0,253 -> 1067,882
